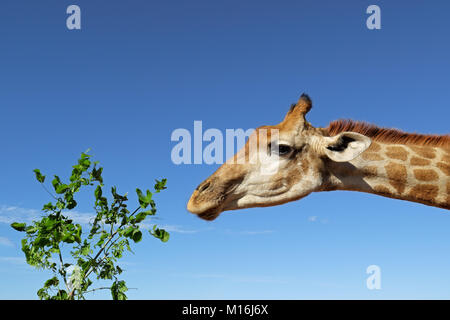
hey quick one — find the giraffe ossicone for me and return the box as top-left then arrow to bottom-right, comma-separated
187,93 -> 450,221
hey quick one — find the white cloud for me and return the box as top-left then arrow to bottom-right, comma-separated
238,230 -> 274,235
308,215 -> 329,224
160,224 -> 208,234
64,210 -> 96,225
0,256 -> 26,265
0,237 -> 14,247
0,205 -> 40,224
139,222 -> 204,234
0,204 -> 201,235
0,204 -> 95,226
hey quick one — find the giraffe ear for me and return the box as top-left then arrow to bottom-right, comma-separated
322,132 -> 372,162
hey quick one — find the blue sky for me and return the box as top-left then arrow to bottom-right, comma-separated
1,0 -> 449,299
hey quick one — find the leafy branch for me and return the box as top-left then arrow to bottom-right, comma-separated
11,151 -> 169,300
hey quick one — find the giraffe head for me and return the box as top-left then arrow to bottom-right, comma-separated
187,94 -> 372,220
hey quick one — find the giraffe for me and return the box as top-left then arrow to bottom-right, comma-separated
187,94 -> 450,220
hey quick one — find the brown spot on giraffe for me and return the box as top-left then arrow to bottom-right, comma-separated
408,184 -> 439,203
437,162 -> 450,176
441,153 -> 450,163
385,162 -> 407,194
368,142 -> 381,152
413,169 -> 439,182
447,182 -> 450,205
373,185 -> 392,195
363,166 -> 378,177
385,146 -> 408,161
410,157 -> 431,166
410,146 -> 436,159
361,152 -> 384,161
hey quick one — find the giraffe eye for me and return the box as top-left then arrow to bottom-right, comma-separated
270,143 -> 293,156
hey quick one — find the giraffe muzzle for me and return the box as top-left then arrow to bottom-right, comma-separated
187,187 -> 224,221
187,173 -> 245,221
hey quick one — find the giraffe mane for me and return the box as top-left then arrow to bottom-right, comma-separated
326,119 -> 450,148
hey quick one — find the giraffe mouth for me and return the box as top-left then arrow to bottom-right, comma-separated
186,189 -> 226,221
188,201 -> 223,221
187,177 -> 244,221
197,207 -> 221,221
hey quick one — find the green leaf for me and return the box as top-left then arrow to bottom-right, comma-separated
81,278 -> 93,291
52,175 -> 61,190
92,166 -> 103,184
151,228 -> 170,243
44,277 -> 59,288
123,226 -> 135,238
55,290 -> 68,300
78,258 -> 90,272
142,209 -> 156,216
56,199 -> 65,210
74,234 -> 81,244
98,196 -> 108,209
146,190 -> 152,202
33,169 -> 46,183
70,181 -> 81,193
66,199 -> 77,209
11,222 -> 27,232
136,188 -> 148,208
78,152 -> 91,170
154,178 -> 167,192
25,225 -> 38,234
55,184 -> 69,194
42,202 -> 54,212
133,211 -> 148,223
96,231 -> 109,247
95,186 -> 102,201
80,241 -> 91,256
111,280 -> 128,300
131,229 -> 142,243
35,235 -> 51,247
37,288 -> 50,300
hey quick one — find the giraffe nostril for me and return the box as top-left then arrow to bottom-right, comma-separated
197,181 -> 211,193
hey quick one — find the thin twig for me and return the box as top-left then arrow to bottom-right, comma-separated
40,183 -> 58,200
58,247 -> 68,291
84,287 -> 110,294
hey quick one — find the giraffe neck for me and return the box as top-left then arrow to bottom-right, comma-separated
323,141 -> 450,210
